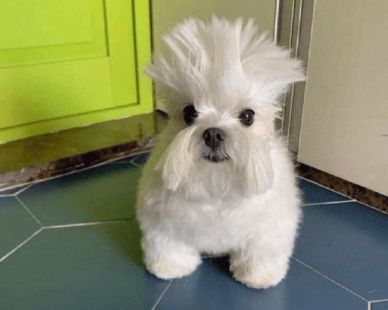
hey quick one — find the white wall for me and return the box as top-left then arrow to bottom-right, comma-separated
298,0 -> 388,196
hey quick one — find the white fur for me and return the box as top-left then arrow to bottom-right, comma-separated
136,17 -> 304,289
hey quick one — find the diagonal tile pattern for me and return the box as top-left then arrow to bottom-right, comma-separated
0,221 -> 169,310
0,152 -> 387,309
18,163 -> 141,225
294,201 -> 388,301
156,257 -> 367,310
0,197 -> 41,260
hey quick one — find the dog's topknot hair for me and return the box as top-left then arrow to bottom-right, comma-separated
146,16 -> 304,109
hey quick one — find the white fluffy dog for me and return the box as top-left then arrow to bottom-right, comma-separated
137,17 -> 304,289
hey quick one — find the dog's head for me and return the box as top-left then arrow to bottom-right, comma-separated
146,17 -> 304,198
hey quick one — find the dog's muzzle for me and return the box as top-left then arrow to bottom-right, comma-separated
202,128 -> 229,163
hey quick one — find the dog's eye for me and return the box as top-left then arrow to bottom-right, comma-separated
239,109 -> 255,126
183,104 -> 198,125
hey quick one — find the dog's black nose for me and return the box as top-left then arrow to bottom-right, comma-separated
203,128 -> 225,149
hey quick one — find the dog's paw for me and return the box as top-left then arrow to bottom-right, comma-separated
231,263 -> 287,289
145,252 -> 201,280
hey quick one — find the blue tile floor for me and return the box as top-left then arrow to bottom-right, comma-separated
1,152 -> 387,310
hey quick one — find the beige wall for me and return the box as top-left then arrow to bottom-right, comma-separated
152,0 -> 276,52
298,0 -> 388,195
151,0 -> 276,109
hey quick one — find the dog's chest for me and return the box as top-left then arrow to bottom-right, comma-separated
168,196 -> 267,252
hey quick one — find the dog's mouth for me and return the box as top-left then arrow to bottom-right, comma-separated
201,142 -> 230,163
203,153 -> 230,163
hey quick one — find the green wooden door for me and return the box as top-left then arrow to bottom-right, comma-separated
0,0 -> 152,143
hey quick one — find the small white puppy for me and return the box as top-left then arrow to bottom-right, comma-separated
137,17 -> 304,289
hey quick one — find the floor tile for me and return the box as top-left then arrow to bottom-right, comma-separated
295,202 -> 388,300
0,220 -> 169,310
18,163 -> 142,225
299,179 -> 351,204
372,301 -> 388,310
0,197 -> 40,259
156,257 -> 366,310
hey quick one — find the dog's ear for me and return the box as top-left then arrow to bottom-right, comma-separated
239,20 -> 305,101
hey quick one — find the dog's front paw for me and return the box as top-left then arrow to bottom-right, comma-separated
146,257 -> 199,280
145,250 -> 201,280
231,262 -> 288,289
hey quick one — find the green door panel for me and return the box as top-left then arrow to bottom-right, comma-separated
0,0 -> 153,143
0,0 -> 107,67
106,0 -> 138,106
0,59 -> 112,128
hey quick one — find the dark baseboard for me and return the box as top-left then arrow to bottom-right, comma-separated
298,163 -> 388,213
0,111 -> 167,191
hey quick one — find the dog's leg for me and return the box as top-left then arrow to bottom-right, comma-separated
141,232 -> 201,279
229,219 -> 298,289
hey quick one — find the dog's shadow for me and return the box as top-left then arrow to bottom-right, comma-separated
204,255 -> 232,276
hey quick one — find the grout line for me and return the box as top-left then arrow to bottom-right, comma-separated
370,298 -> 388,303
130,160 -> 141,168
292,257 -> 369,303
351,200 -> 388,216
43,219 -> 130,229
0,182 -> 35,196
0,218 -> 135,262
0,227 -> 44,263
302,200 -> 356,207
130,154 -> 148,168
299,176 -> 354,199
13,184 -> 33,196
15,196 -> 42,226
299,176 -> 388,216
151,280 -> 173,310
108,150 -> 150,166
